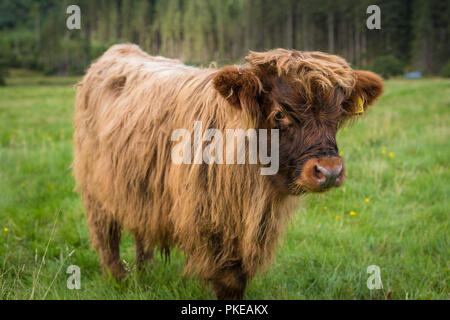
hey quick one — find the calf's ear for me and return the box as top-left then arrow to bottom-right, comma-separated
213,66 -> 263,116
345,70 -> 384,115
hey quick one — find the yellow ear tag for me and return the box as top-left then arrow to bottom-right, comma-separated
355,97 -> 364,114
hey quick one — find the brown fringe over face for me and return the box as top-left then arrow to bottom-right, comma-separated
73,44 -> 383,299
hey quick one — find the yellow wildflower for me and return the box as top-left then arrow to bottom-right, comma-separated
4,227 -> 8,232
389,152 -> 394,158
350,211 -> 357,216
335,215 -> 341,219
339,151 -> 344,156
365,198 -> 370,203
323,206 -> 328,211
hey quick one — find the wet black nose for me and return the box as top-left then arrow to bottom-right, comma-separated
314,162 -> 344,187
296,157 -> 346,192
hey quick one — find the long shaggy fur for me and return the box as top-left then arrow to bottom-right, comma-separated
73,44 -> 382,298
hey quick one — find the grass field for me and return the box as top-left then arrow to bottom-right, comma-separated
0,70 -> 448,300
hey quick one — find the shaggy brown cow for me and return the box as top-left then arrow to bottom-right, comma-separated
73,44 -> 383,299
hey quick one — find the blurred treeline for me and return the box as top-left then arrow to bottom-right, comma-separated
0,0 -> 449,77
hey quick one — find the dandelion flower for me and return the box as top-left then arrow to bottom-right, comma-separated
350,211 -> 357,216
389,152 -> 394,158
3,227 -> 8,232
339,151 -> 344,156
335,215 -> 341,219
365,198 -> 370,203
20,183 -> 25,187
323,206 -> 328,211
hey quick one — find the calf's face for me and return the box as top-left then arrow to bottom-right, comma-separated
213,50 -> 383,195
263,74 -> 346,194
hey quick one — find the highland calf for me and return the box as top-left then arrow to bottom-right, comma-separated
73,44 -> 383,299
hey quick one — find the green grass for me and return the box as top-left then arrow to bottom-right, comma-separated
0,72 -> 448,300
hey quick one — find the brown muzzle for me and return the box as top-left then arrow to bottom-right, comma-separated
296,157 -> 345,192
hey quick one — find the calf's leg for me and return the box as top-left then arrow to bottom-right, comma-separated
211,263 -> 247,300
134,234 -> 154,271
85,195 -> 125,279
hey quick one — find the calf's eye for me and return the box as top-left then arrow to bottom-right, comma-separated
275,111 -> 285,120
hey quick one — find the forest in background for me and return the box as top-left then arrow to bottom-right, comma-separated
0,0 -> 449,78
